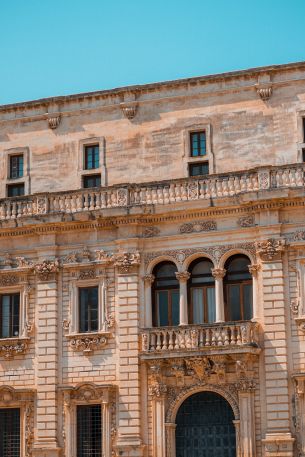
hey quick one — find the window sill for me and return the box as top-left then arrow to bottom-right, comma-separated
0,336 -> 30,359
66,331 -> 112,354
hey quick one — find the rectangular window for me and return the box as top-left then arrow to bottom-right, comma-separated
189,162 -> 209,177
9,155 -> 24,179
7,184 -> 25,197
83,174 -> 101,189
0,408 -> 20,457
0,294 -> 20,338
79,287 -> 98,333
303,117 -> 305,143
190,131 -> 206,157
77,404 -> 102,457
84,145 -> 99,170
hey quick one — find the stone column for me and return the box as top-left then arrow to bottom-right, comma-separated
32,260 -> 61,457
102,390 -> 111,457
293,376 -> 305,456
236,380 -> 256,457
175,271 -> 190,326
248,264 -> 260,321
150,385 -> 167,457
212,268 -> 226,322
143,274 -> 155,327
165,422 -> 176,457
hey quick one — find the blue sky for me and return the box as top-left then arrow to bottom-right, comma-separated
1,0 -> 305,105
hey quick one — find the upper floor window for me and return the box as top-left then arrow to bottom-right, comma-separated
84,145 -> 99,170
0,293 -> 20,338
152,262 -> 179,327
7,183 -> 25,197
9,154 -> 23,179
0,408 -> 20,456
224,255 -> 252,321
77,404 -> 102,457
190,131 -> 206,157
79,286 -> 98,333
303,117 -> 305,143
189,162 -> 209,177
83,174 -> 101,189
188,258 -> 215,324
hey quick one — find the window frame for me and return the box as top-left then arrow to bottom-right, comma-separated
182,124 -> 214,177
9,154 -> 24,180
7,183 -> 25,198
78,137 -> 106,188
84,144 -> 100,170
82,174 -> 102,189
0,285 -> 29,342
152,262 -> 179,327
2,147 -> 30,198
0,293 -> 20,338
188,161 -> 209,177
78,286 -> 99,333
188,258 -> 215,324
190,131 -> 207,158
76,404 -> 102,457
0,407 -> 21,457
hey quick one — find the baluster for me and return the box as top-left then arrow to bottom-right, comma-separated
150,333 -> 156,351
276,170 -> 283,187
66,196 -> 72,213
236,326 -> 242,345
111,191 -> 117,207
144,188 -> 151,204
228,177 -> 235,196
211,328 -> 216,346
83,193 -> 89,210
163,186 -> 170,204
168,330 -> 174,350
89,192 -> 95,210
174,330 -> 180,350
246,175 -> 253,191
156,332 -> 161,351
290,169 -> 296,187
199,329 -> 204,347
59,197 -> 65,212
240,175 -> 247,191
216,180 -> 223,197
185,329 -> 192,349
17,202 -> 23,218
151,188 -> 158,204
191,329 -> 198,348
5,202 -> 11,219
224,327 -> 230,345
222,179 -> 229,196
296,168 -> 304,186
199,180 -> 206,198
11,202 -> 17,219
70,195 -> 76,212
95,192 -> 101,210
205,328 -> 210,346
169,184 -> 176,202
181,184 -> 188,201
175,183 -> 182,202
100,192 -> 107,209
217,328 -> 223,346
26,201 -> 33,216
234,176 -> 241,194
283,169 -> 290,186
0,204 -> 5,220
230,326 -> 236,345
210,179 -> 217,198
252,174 -> 259,190
157,188 -> 164,204
161,331 -> 167,350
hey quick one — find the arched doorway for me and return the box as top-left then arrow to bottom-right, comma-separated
175,391 -> 236,457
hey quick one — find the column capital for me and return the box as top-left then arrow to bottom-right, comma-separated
175,271 -> 190,283
248,263 -> 260,277
143,274 -> 155,285
212,268 -> 226,280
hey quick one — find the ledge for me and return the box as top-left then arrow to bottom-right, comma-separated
0,337 -> 30,359
66,331 -> 112,354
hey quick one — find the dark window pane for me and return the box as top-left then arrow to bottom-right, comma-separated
171,290 -> 180,326
84,145 -> 99,170
157,291 -> 169,327
189,162 -> 209,177
7,184 -> 24,197
10,155 -> 23,179
303,117 -> 305,143
0,408 -> 20,457
243,284 -> 253,320
83,174 -> 101,189
77,405 -> 102,457
79,287 -> 99,333
190,132 -> 206,157
227,284 -> 241,321
0,294 -> 20,338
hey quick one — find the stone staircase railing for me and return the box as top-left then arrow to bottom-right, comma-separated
0,163 -> 304,220
140,321 -> 259,353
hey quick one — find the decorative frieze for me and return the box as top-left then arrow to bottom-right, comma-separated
180,220 -> 216,234
33,259 -> 60,281
0,337 -> 29,359
68,332 -> 109,354
256,238 -> 285,261
78,268 -> 96,280
141,226 -> 160,238
0,273 -> 19,286
237,215 -> 255,227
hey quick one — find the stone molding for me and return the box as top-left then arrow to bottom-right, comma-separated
120,102 -> 138,119
114,251 -> 141,273
48,115 -> 61,129
67,331 -> 111,354
257,86 -> 273,101
33,259 -> 60,281
179,220 -> 217,233
256,238 -> 285,261
0,337 -> 30,359
237,214 -> 255,227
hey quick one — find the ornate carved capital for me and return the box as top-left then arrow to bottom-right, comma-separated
33,259 -> 60,281
235,378 -> 256,392
256,238 -> 285,261
211,268 -> 226,280
0,338 -> 29,359
175,271 -> 190,282
114,251 -> 141,273
148,382 -> 167,399
248,263 -> 260,277
143,274 -> 155,286
48,115 -> 61,129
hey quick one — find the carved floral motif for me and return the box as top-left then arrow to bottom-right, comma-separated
180,220 -> 217,233
70,334 -> 108,353
33,259 -> 60,280
175,271 -> 191,282
114,251 -> 140,273
211,268 -> 226,280
0,274 -> 19,286
237,215 -> 255,227
256,238 -> 285,261
48,115 -> 61,129
0,339 -> 28,359
141,226 -> 160,238
78,269 -> 96,280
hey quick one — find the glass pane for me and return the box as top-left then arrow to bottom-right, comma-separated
79,289 -> 89,332
0,408 -> 20,457
157,291 -> 169,326
207,287 -> 216,323
155,263 -> 177,278
77,405 -> 102,457
227,285 -> 241,321
88,287 -> 98,331
171,290 -> 180,326
192,288 -> 204,324
191,260 -> 213,275
1,295 -> 10,338
243,284 -> 253,320
12,294 -> 20,337
226,256 -> 251,280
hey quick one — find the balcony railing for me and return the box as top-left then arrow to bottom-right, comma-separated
0,163 -> 304,221
140,321 -> 260,356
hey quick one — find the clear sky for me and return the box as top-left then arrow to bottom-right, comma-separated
1,0 -> 305,105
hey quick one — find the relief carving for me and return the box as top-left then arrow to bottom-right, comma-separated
114,251 -> 141,273
180,220 -> 217,234
237,215 -> 255,227
0,339 -> 28,359
0,274 -> 19,286
33,259 -> 60,280
69,334 -> 108,354
141,226 -> 160,238
256,238 -> 285,261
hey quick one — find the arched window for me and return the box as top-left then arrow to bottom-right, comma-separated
188,258 -> 215,324
224,255 -> 252,321
152,262 -> 179,327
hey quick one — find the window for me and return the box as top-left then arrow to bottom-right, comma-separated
189,162 -> 209,177
0,408 -> 20,457
79,287 -> 98,333
0,294 -> 20,338
83,174 -> 101,189
224,255 -> 252,321
152,262 -> 179,327
77,405 -> 102,457
303,117 -> 305,143
7,184 -> 25,198
84,145 -> 99,170
9,155 -> 23,179
190,131 -> 206,157
188,259 -> 215,324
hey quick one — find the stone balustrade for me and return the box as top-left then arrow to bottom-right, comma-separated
140,321 -> 259,354
0,163 -> 304,220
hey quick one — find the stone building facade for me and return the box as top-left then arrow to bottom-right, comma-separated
0,61 -> 305,457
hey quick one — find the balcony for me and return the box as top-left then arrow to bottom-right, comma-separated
140,321 -> 261,360
0,163 -> 304,222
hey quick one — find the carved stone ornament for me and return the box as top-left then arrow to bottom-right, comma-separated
293,230 -> 305,241
15,256 -> 33,268
33,259 -> 60,280
120,103 -> 138,119
114,251 -> 141,273
48,115 -> 61,129
95,249 -> 114,262
105,314 -> 115,330
69,333 -> 109,354
78,269 -> 96,280
235,378 -> 256,392
62,319 -> 70,331
185,357 -> 212,380
257,86 -> 273,101
180,220 -> 217,234
143,274 -> 155,285
256,238 -> 285,261
0,338 -> 29,359
238,215 -> 255,227
148,382 -> 167,399
211,268 -> 226,280
175,271 -> 191,282
0,274 -> 19,286
141,226 -> 160,238
248,263 -> 260,277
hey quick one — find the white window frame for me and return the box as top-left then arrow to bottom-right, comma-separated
78,137 -> 106,188
182,124 -> 214,176
0,284 -> 30,341
2,147 -> 30,198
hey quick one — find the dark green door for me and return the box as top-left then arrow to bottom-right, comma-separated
176,391 -> 236,457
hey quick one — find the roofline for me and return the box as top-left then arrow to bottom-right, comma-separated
1,60 -> 305,111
